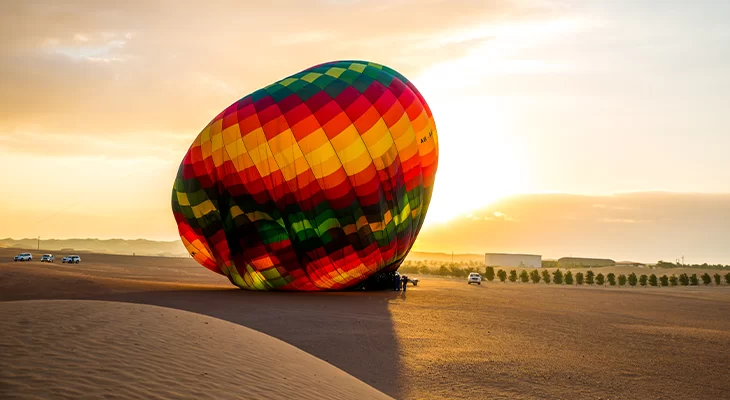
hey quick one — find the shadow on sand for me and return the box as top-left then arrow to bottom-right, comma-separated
0,262 -> 408,397
86,287 -> 406,397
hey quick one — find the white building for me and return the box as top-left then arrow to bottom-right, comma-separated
485,253 -> 542,269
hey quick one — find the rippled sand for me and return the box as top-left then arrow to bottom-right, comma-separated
2,249 -> 730,399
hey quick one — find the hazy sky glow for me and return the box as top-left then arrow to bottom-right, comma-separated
1,1 -> 729,250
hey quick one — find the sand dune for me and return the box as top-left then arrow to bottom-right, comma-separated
2,249 -> 730,399
0,299 -> 390,400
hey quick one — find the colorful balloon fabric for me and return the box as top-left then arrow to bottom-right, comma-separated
171,60 -> 438,291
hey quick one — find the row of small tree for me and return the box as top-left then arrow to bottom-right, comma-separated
400,260 -> 730,278
484,267 -> 730,287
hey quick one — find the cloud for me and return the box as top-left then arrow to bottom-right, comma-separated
598,218 -> 641,224
467,210 -> 518,221
0,131 -> 190,161
414,192 -> 730,264
592,203 -> 633,211
0,0 -> 558,148
74,33 -> 90,42
47,35 -> 129,62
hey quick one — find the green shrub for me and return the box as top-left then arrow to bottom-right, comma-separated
679,273 -> 689,286
595,273 -> 605,286
669,275 -> 678,286
497,269 -> 507,282
690,274 -> 699,286
649,274 -> 658,287
541,270 -> 551,284
639,274 -> 648,287
520,270 -> 529,283
565,271 -> 574,285
399,263 -> 419,274
485,266 -> 495,282
530,269 -> 540,283
607,273 -> 616,286
714,273 -> 721,286
659,275 -> 669,286
628,273 -> 638,287
509,270 -> 518,283
701,273 -> 711,286
575,272 -> 584,285
725,273 -> 730,285
586,270 -> 595,285
449,265 -> 468,277
552,269 -> 564,284
618,274 -> 627,286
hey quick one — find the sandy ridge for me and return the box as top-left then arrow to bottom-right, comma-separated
0,299 -> 391,400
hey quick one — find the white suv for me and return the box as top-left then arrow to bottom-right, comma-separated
468,272 -> 482,285
41,254 -> 55,263
62,255 -> 81,264
14,253 -> 32,262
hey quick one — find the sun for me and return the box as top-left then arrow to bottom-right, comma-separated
414,83 -> 530,227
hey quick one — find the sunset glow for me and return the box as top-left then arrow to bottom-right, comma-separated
1,1 -> 729,263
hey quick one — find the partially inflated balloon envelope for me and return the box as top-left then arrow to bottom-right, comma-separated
172,60 -> 438,291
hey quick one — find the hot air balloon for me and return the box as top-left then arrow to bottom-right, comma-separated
172,60 -> 438,291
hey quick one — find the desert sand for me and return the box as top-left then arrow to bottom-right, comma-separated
2,248 -> 730,399
0,300 -> 390,400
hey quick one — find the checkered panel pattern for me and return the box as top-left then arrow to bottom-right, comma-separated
171,60 -> 438,291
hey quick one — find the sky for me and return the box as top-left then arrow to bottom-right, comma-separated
1,0 -> 729,261
414,192 -> 730,264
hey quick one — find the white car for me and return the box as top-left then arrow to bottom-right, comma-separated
62,255 -> 81,264
468,272 -> 482,285
40,254 -> 55,263
14,253 -> 32,262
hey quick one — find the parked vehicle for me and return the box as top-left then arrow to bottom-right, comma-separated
40,254 -> 55,263
468,272 -> 482,285
14,253 -> 32,262
62,255 -> 81,264
395,271 -> 419,286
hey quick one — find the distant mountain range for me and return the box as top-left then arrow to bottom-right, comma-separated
5,192 -> 729,264
0,238 -> 189,258
0,238 -> 486,262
